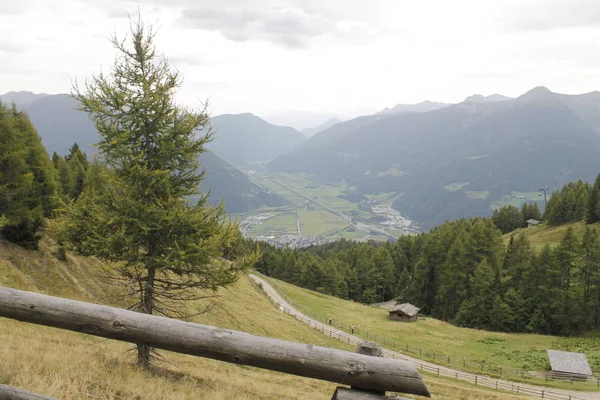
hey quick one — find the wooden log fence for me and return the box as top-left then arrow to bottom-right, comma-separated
0,384 -> 57,400
0,286 -> 430,398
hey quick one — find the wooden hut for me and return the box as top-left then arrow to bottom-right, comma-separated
526,219 -> 541,228
388,303 -> 420,322
546,350 -> 593,381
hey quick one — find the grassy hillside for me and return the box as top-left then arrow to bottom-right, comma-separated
267,276 -> 600,390
502,221 -> 596,250
0,237 -> 527,399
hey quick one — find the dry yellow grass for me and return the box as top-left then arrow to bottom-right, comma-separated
0,237 -> 526,399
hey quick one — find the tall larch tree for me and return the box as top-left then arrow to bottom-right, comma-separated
54,19 -> 256,368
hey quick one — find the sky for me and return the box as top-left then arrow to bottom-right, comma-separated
2,0 -> 600,125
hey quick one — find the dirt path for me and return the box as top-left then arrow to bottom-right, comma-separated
249,274 -> 599,400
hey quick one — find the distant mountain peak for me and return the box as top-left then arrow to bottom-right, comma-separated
463,93 -> 512,103
0,91 -> 51,107
518,86 -> 555,102
377,100 -> 449,115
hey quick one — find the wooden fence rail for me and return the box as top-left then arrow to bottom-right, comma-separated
0,286 -> 430,398
0,384 -> 57,400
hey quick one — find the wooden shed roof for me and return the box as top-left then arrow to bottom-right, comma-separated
389,303 -> 420,317
547,350 -> 593,376
526,219 -> 541,225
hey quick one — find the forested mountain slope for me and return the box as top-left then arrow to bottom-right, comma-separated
270,87 -> 600,229
0,92 -> 285,214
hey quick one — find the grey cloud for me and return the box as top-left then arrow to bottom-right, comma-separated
507,0 -> 600,31
0,40 -> 29,54
177,0 -> 378,48
86,0 -> 380,48
180,6 -> 331,48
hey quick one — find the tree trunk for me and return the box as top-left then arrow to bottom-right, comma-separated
137,265 -> 156,369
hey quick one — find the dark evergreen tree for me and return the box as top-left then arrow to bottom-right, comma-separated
492,205 -> 523,233
456,259 -> 495,328
589,173 -> 600,224
554,227 -> 581,334
0,103 -> 57,248
522,202 -> 542,223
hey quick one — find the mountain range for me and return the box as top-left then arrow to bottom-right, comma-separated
269,87 -> 600,229
6,87 -> 600,230
207,113 -> 305,167
0,92 -> 289,214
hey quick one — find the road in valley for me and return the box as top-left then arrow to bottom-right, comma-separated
249,274 -> 599,400
266,178 -> 398,240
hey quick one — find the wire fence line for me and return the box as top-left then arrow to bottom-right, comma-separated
262,276 -> 600,386
248,275 -> 589,400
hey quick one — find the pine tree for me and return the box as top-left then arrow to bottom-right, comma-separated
66,144 -> 88,199
489,294 -> 513,332
0,103 -> 57,248
589,173 -> 600,224
395,267 -> 411,301
544,191 -> 560,223
436,235 -> 469,320
554,227 -> 581,334
456,259 -> 495,328
492,205 -> 523,233
503,234 -> 533,293
526,245 -> 557,333
574,183 -> 590,221
522,202 -> 542,222
53,154 -> 72,198
13,108 -> 57,217
53,19 -> 257,368
580,227 -> 600,330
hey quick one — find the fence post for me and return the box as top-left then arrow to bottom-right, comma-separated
480,363 -> 483,371
447,355 -> 450,363
475,376 -> 477,385
541,390 -> 544,398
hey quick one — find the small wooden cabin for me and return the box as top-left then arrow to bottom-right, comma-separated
388,303 -> 420,322
546,350 -> 593,381
526,219 -> 541,228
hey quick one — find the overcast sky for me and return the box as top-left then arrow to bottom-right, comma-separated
1,0 -> 600,121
